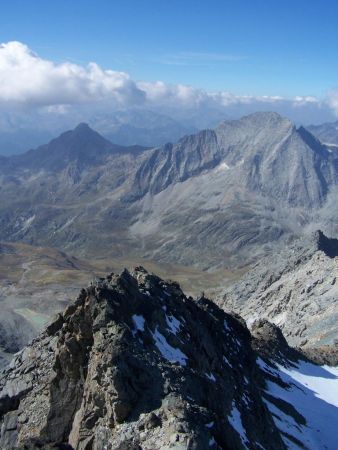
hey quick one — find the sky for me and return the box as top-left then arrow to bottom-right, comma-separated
1,0 -> 338,128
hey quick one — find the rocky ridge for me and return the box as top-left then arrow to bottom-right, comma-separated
1,268 -> 337,449
221,231 -> 338,347
0,268 -> 288,449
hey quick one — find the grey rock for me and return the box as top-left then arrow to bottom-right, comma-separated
1,112 -> 338,269
0,268 -> 286,450
221,231 -> 338,346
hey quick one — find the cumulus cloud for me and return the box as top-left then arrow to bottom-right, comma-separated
0,41 -> 336,125
326,89 -> 338,116
0,41 -> 145,106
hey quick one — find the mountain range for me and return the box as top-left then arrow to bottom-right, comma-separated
0,109 -> 197,156
0,111 -> 338,270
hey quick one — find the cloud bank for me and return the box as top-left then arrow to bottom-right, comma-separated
0,41 -> 337,125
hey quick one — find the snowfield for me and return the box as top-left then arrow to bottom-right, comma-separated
257,357 -> 338,449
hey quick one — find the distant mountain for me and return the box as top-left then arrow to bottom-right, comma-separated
0,109 -> 197,156
125,112 -> 338,266
0,267 -> 337,449
9,122 -> 148,172
307,120 -> 338,146
129,112 -> 336,207
0,112 -> 338,270
91,109 -> 197,147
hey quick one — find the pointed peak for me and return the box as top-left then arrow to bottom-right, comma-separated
240,111 -> 293,126
74,122 -> 91,131
217,111 -> 294,131
71,122 -> 99,137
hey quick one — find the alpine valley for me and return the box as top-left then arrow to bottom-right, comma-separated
0,112 -> 338,449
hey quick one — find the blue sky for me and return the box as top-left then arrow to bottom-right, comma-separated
0,0 -> 338,128
1,0 -> 338,98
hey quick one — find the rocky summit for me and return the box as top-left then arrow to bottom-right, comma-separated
0,268 -> 337,449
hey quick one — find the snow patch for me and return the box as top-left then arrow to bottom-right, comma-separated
209,437 -> 216,446
132,314 -> 145,336
218,161 -> 230,171
21,215 -> 35,232
224,319 -> 231,332
165,314 -> 181,335
151,327 -> 188,366
223,355 -> 232,368
205,372 -> 216,382
228,403 -> 249,449
260,357 -> 338,449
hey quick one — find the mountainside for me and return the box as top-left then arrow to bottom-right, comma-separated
221,231 -> 338,347
307,121 -> 338,147
0,112 -> 338,269
126,112 -> 338,267
131,112 -> 336,208
0,242 -> 107,369
0,267 -> 337,449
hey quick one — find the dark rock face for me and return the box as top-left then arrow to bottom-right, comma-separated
0,268 -> 285,450
313,229 -> 338,257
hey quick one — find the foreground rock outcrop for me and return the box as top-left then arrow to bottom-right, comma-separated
0,268 -> 283,449
0,268 -> 337,449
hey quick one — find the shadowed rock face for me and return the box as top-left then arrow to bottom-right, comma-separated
0,268 -> 287,449
314,230 -> 338,257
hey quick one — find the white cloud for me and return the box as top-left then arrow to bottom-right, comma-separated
0,41 -> 145,106
326,88 -> 338,115
0,41 -> 336,125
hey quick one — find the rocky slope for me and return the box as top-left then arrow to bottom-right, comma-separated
1,112 -> 338,268
0,269 -> 337,449
221,231 -> 338,347
0,242 -> 106,369
307,120 -> 338,146
0,240 -> 242,370
0,268 -> 281,449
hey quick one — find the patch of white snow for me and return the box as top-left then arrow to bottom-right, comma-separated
151,327 -> 188,366
165,314 -> 181,335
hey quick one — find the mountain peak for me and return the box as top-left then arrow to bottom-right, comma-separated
72,122 -> 97,137
218,111 -> 294,130
11,123 -> 116,172
0,267 -> 288,449
74,122 -> 90,131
